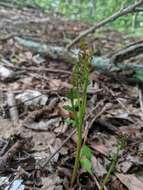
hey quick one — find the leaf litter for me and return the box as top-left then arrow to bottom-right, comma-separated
0,4 -> 143,190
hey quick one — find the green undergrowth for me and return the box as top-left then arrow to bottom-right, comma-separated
65,41 -> 93,186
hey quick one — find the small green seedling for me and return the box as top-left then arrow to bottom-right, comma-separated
99,135 -> 126,190
65,42 -> 93,186
80,144 -> 93,174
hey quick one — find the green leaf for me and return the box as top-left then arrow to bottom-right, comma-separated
64,105 -> 73,111
64,118 -> 76,127
80,157 -> 92,174
80,145 -> 93,173
80,145 -> 92,160
134,70 -> 143,81
64,103 -> 79,112
66,89 -> 78,100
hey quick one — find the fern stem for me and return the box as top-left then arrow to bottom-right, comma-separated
70,45 -> 90,187
70,129 -> 82,186
99,151 -> 119,190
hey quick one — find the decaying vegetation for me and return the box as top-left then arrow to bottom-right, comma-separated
0,1 -> 143,190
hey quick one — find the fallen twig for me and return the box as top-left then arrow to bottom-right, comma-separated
40,129 -> 76,168
0,140 -> 10,157
0,139 -> 26,172
83,102 -> 109,144
104,86 -> 130,113
111,41 -> 143,64
66,0 -> 143,50
14,37 -> 143,72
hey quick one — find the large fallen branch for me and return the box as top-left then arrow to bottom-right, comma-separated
14,37 -> 143,84
15,37 -> 77,64
66,0 -> 143,50
111,40 -> 143,63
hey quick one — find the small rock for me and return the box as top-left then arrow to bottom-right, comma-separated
16,90 -> 48,106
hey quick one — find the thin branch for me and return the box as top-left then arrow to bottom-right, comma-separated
40,129 -> 76,168
66,0 -> 143,50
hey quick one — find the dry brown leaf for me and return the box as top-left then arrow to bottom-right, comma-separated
49,138 -> 62,162
41,175 -> 62,190
49,79 -> 72,91
24,51 -> 33,60
90,143 -> 108,156
92,156 -> 107,177
24,117 -> 61,131
119,125 -> 141,138
54,123 -> 68,134
116,173 -> 143,190
57,103 -> 69,119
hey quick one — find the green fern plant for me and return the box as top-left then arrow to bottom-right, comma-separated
99,136 -> 126,190
65,42 -> 93,186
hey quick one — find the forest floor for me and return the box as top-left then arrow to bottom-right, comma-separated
0,5 -> 143,190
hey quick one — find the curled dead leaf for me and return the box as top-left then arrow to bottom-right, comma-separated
116,173 -> 143,190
